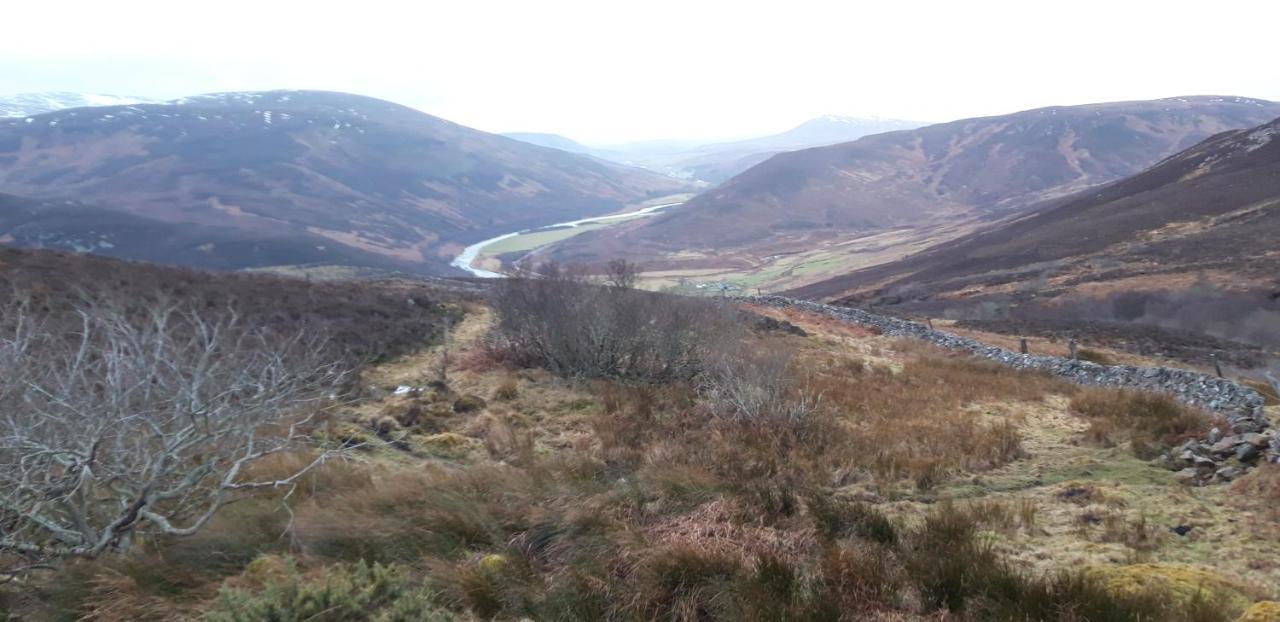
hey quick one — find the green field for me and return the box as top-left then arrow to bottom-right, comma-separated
479,222 -> 610,255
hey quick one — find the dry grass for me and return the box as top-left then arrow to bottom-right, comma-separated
10,292 -> 1272,620
1070,388 -> 1214,458
803,346 -> 1073,489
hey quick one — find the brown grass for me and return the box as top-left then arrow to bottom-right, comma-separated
1070,388 -> 1214,458
805,346 -> 1073,488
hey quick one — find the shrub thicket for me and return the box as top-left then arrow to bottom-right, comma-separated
489,265 -> 741,382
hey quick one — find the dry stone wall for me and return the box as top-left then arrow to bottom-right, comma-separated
744,296 -> 1276,481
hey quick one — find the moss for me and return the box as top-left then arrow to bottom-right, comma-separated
1087,563 -> 1252,612
1237,602 -> 1280,622
477,554 -> 507,574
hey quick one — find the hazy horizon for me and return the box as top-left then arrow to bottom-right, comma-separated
5,0 -> 1280,143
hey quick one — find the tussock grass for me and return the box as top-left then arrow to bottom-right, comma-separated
1070,388 -> 1214,458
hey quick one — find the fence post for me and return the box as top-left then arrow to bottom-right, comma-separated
927,318 -> 935,330
1020,338 -> 1029,355
1068,338 -> 1078,360
1211,353 -> 1223,378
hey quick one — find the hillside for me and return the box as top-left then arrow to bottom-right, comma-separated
4,260 -> 1277,619
0,90 -> 687,272
792,116 -> 1280,301
0,192 -> 424,272
547,96 -> 1280,274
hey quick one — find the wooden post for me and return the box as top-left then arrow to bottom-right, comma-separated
1211,354 -> 1223,378
926,318 -> 935,330
437,323 -> 450,385
1068,338 -> 1078,360
1020,338 -> 1029,355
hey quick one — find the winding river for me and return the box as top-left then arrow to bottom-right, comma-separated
450,201 -> 684,278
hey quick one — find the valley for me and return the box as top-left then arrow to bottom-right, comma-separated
4,27 -> 1280,617
451,193 -> 694,277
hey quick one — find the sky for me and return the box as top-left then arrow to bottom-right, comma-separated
4,0 -> 1279,144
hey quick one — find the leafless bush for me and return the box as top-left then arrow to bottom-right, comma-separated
700,347 -> 820,427
489,265 -> 741,382
0,296 -> 347,575
604,259 -> 641,290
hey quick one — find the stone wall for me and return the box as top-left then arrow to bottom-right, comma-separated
744,296 -> 1277,479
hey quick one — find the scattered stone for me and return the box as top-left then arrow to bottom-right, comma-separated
1208,427 -> 1222,444
752,315 -> 808,336
1170,525 -> 1193,536
1215,466 -> 1241,482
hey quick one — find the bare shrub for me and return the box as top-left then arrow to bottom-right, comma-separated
0,297 -> 346,574
489,267 -> 741,382
603,258 -> 641,290
700,345 -> 820,428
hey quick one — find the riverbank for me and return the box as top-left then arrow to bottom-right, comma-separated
450,195 -> 691,277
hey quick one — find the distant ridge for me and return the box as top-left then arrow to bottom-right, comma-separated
546,95 -> 1280,271
0,90 -> 688,272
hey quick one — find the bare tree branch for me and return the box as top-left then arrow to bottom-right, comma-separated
0,295 -> 348,573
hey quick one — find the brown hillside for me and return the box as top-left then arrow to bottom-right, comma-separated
0,91 -> 687,273
548,97 -> 1280,270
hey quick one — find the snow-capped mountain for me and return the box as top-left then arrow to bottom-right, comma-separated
0,92 -> 159,118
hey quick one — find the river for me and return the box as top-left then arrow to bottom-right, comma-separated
450,201 -> 684,278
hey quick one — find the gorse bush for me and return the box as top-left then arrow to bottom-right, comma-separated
490,265 -> 742,382
206,559 -> 454,621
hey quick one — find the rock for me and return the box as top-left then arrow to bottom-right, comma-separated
1241,432 -> 1268,447
1236,442 -> 1260,463
1208,427 -> 1222,444
1210,437 -> 1240,456
1174,468 -> 1202,485
1215,466 -> 1240,482
1170,525 -> 1193,536
393,385 -> 416,396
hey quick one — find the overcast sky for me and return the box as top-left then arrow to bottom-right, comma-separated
4,0 -> 1278,144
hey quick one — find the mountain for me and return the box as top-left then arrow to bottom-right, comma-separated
788,114 -> 1280,306
500,132 -> 596,155
646,115 -> 927,183
0,90 -> 688,272
700,115 -> 925,154
547,96 -> 1280,271
0,92 -> 158,118
504,116 -> 924,183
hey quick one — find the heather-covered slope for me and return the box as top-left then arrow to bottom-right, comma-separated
0,90 -> 687,272
549,97 -> 1280,270
791,115 -> 1280,303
